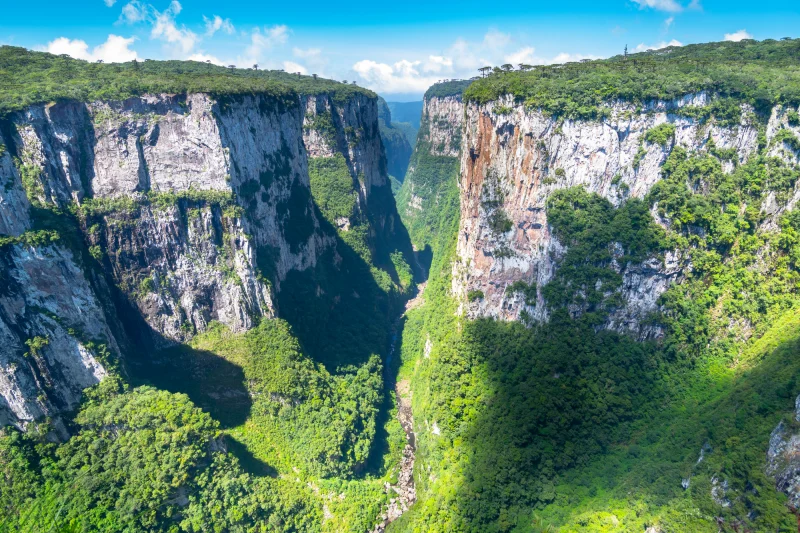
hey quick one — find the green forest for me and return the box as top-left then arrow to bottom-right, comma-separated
0,46 -> 372,115
465,38 -> 800,120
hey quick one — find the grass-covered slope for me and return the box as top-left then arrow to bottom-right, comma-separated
465,38 -> 800,119
0,46 -> 373,115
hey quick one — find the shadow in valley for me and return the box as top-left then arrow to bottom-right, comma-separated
226,436 -> 278,478
131,343 -> 252,429
431,310 -> 800,531
273,190 -> 418,374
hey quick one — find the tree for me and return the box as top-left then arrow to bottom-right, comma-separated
501,63 -> 513,71
253,64 -> 258,70
478,66 -> 492,78
228,64 -> 236,70
518,64 -> 533,71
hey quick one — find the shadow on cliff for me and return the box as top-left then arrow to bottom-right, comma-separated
113,297 -> 276,476
270,188 -> 420,478
273,190 -> 418,374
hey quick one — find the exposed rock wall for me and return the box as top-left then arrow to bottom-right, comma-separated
422,95 -> 464,158
0,242 -> 121,438
0,87 -> 394,431
396,91 -> 465,250
451,93 -> 792,337
767,395 -> 800,509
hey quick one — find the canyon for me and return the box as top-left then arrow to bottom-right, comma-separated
3,39 -> 800,532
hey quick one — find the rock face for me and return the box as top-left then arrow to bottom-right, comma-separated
422,95 -> 464,158
0,88 -> 396,431
766,395 -> 800,509
0,243 -> 121,438
396,87 -> 465,249
451,93 -> 792,337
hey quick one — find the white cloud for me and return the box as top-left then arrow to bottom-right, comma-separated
664,16 -> 675,30
483,29 -> 511,50
550,52 -> 602,63
241,25 -> 289,64
633,39 -> 683,52
448,38 -> 482,71
505,47 -> 536,65
283,61 -> 307,74
118,1 -> 146,24
44,34 -> 138,63
204,15 -> 235,37
353,29 -> 604,94
724,29 -> 753,42
151,1 -> 198,54
293,47 -> 320,59
423,55 -> 453,73
352,59 -> 442,94
292,48 -> 328,76
188,53 -> 224,66
631,0 -> 684,12
104,0 -> 117,6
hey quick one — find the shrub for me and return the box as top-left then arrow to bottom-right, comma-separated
643,123 -> 676,146
488,209 -> 513,234
506,280 -> 537,306
468,290 -> 485,302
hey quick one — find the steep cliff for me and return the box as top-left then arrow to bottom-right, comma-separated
395,80 -> 470,261
0,47 -> 422,532
0,48 -> 414,439
393,39 -> 800,533
452,92 -> 770,337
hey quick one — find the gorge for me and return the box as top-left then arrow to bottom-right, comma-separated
2,37 -> 800,533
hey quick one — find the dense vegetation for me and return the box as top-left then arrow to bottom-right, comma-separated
424,80 -> 473,100
0,380 -> 323,532
0,46 -> 373,115
465,38 -> 800,119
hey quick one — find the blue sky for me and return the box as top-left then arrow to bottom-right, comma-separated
1,0 -> 798,101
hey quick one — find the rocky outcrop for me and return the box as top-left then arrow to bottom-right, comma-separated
95,201 -> 273,345
0,86 -> 398,430
451,93 -> 785,337
421,95 -> 464,158
766,395 -> 800,509
0,242 -> 122,438
396,86 -> 466,251
0,145 -> 31,236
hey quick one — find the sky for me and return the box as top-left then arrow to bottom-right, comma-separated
1,0 -> 798,101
